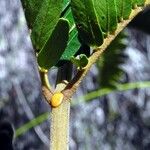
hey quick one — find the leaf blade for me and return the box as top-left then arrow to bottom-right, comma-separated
132,0 -> 145,6
94,0 -> 118,33
61,9 -> 81,61
37,18 -> 69,70
21,0 -> 45,28
31,0 -> 64,51
115,0 -> 132,21
71,0 -> 104,47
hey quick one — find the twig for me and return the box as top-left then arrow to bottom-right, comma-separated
62,4 -> 150,100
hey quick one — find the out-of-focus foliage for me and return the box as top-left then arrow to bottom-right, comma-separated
97,32 -> 127,89
69,28 -> 150,150
16,112 -> 49,138
78,81 -> 150,103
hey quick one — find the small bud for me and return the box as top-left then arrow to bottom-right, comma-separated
51,92 -> 64,108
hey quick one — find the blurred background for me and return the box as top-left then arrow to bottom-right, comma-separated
0,0 -> 150,150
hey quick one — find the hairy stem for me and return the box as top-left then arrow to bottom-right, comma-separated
50,62 -> 72,150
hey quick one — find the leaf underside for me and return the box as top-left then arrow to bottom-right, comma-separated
60,5 -> 81,61
94,0 -> 118,33
68,0 -> 145,56
37,19 -> 69,70
132,0 -> 145,7
21,0 -> 45,28
116,0 -> 132,21
71,0 -> 104,47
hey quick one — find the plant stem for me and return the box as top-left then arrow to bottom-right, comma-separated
40,70 -> 53,104
40,71 -> 51,90
50,93 -> 70,150
50,62 -> 72,150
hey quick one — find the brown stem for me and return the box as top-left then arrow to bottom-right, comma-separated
42,86 -> 53,105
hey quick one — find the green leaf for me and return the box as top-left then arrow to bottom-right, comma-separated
63,0 -> 70,6
31,0 -> 64,51
16,112 -> 49,137
61,10 -> 80,61
60,29 -> 80,60
94,0 -> 118,33
21,0 -> 45,28
132,0 -> 145,7
79,54 -> 89,68
71,0 -> 104,47
71,54 -> 88,69
62,0 -> 70,17
74,81 -> 150,104
115,0 -> 132,21
71,56 -> 80,67
37,18 -> 69,70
